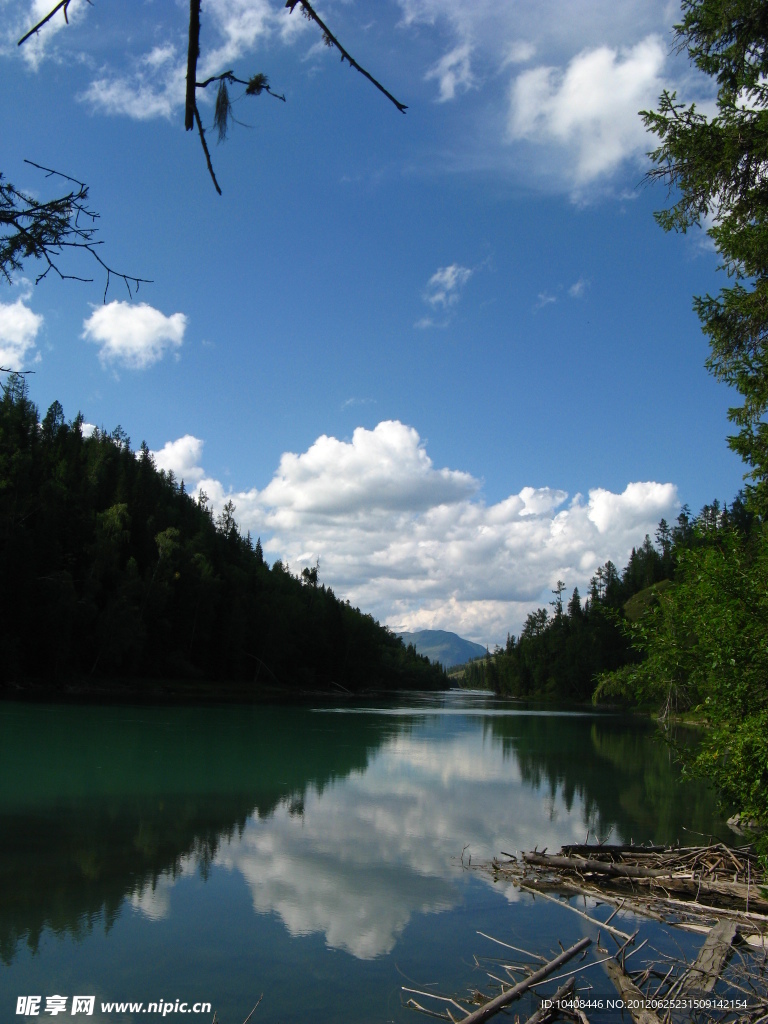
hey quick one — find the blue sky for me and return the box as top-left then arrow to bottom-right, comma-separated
0,0 -> 745,644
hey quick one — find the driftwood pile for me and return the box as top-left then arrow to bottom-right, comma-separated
511,842 -> 768,917
404,842 -> 768,1024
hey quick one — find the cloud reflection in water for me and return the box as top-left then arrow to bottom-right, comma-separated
211,719 -> 594,958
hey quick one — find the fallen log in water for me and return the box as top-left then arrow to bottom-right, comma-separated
681,918 -> 738,993
474,841 -> 768,1024
562,843 -> 666,857
522,851 -> 671,880
408,842 -> 768,1024
403,938 -> 591,1023
459,936 -> 591,1024
604,960 -> 663,1024
522,978 -> 576,1024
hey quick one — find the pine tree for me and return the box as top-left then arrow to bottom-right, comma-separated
643,0 -> 768,510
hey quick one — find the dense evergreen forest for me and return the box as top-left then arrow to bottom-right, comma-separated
0,376 -> 444,696
461,496 -> 753,702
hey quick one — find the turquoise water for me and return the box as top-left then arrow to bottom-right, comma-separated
0,693 -> 728,1022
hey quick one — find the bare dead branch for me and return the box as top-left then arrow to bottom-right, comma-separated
518,883 -> 635,942
24,160 -> 89,191
287,0 -> 407,114
460,937 -> 592,1024
196,71 -> 286,103
185,0 -> 201,132
193,105 -> 222,196
17,0 -> 82,47
240,995 -> 263,1024
190,69 -> 286,182
19,0 -> 405,198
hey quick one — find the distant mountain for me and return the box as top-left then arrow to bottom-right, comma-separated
396,629 -> 487,669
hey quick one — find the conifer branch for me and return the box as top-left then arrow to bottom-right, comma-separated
1,161 -> 151,300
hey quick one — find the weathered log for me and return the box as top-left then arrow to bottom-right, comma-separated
522,851 -> 670,879
604,960 -> 663,1024
682,919 -> 738,993
561,844 -> 666,857
519,883 -> 634,942
460,936 -> 591,1024
653,893 -> 768,923
522,978 -> 575,1024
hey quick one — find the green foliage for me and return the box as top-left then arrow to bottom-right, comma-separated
640,3 -> 768,827
622,579 -> 673,623
642,0 -> 768,511
0,387 -> 444,695
595,522 -> 768,827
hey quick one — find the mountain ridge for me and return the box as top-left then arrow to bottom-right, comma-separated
396,629 -> 487,669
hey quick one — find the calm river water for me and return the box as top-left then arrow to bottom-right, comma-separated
0,692 -> 731,1023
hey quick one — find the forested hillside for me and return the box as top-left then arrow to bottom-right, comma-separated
0,377 -> 443,696
461,497 -> 753,702
463,495 -> 767,835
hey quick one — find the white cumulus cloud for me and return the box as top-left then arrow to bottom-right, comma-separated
82,301 -> 187,370
425,43 -> 475,102
508,35 -> 666,186
151,435 -> 206,483
587,481 -> 677,534
81,45 -> 185,120
394,0 -> 689,195
423,264 -> 473,309
0,294 -> 43,368
261,421 -> 477,517
157,420 -> 678,645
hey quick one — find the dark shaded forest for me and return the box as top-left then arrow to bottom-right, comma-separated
0,376 -> 444,696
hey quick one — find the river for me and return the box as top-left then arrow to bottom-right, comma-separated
0,692 -> 731,1022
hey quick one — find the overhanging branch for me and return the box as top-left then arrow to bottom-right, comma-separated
20,0 -> 408,197
1,162 -> 152,301
286,0 -> 408,114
